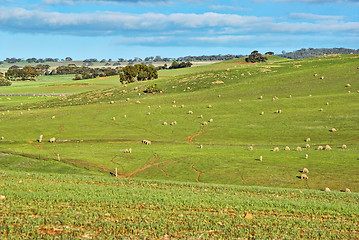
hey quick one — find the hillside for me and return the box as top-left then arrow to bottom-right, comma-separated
0,55 -> 358,191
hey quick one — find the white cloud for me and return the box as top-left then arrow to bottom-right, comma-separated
209,5 -> 251,11
289,13 -> 345,20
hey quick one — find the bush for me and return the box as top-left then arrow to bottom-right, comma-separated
144,84 -> 162,93
73,74 -> 82,80
0,77 -> 12,86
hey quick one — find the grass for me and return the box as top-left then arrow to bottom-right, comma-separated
0,54 -> 358,238
0,170 -> 358,238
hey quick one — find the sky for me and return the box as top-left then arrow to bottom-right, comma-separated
0,0 -> 358,60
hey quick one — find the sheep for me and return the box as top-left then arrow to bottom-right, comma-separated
302,168 -> 309,173
259,156 -> 263,161
209,119 -> 213,122
112,117 -> 116,121
122,90 -> 127,93
203,122 -> 208,126
314,74 -> 318,77
38,135 -> 43,143
1,136 -> 4,140
342,144 -> 347,149
208,105 -> 212,108
330,128 -> 337,132
147,112 -> 150,115
317,146 -> 324,150
273,147 -> 279,152
305,138 -> 311,142
285,146 -> 291,151
142,140 -> 151,145
346,83 -> 351,87
126,98 -> 130,102
200,115 -> 203,119
238,99 -> 242,102
136,101 -> 141,104
124,115 -> 127,118
305,144 -> 310,148
289,95 -> 292,98
51,116 -> 56,119
180,105 -> 185,108
305,154 -> 309,159
172,100 -> 176,104
276,110 -> 282,114
158,105 -> 161,108
199,145 -> 203,149
326,102 -> 329,106
148,106 -> 151,109
301,174 -> 308,180
260,112 -> 264,115
20,112 -> 23,115
320,108 -> 323,112
186,87 -> 191,90
320,76 -> 324,79
259,96 -> 263,100
248,146 -> 253,151
172,105 -> 177,108
163,122 -> 168,126
272,98 -> 276,101
110,101 -> 115,104
49,137 -> 56,143
348,91 -> 351,94
297,147 -> 302,151
134,87 -> 138,90
218,95 -> 221,98
188,111 -> 193,114
0,195 -> 5,200
325,187 -> 331,192
325,145 -> 332,150
345,188 -> 351,193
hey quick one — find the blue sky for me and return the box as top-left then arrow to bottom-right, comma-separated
0,0 -> 358,60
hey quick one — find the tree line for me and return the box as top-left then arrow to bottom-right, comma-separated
278,48 -> 359,59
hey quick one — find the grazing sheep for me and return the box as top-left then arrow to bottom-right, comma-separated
209,119 -> 213,122
320,76 -> 324,79
305,138 -> 311,142
110,101 -> 115,104
326,102 -> 329,106
305,144 -> 310,148
285,146 -> 291,151
172,100 -> 176,104
276,110 -> 282,114
273,147 -> 279,152
147,112 -> 150,115
325,145 -> 332,150
200,115 -> 203,119
180,105 -> 185,108
38,135 -> 43,143
163,122 -> 168,126
238,99 -> 242,102
122,90 -> 127,93
320,108 -> 323,112
259,156 -> 263,161
208,105 -> 212,108
124,149 -> 130,153
186,87 -> 191,90
314,74 -> 318,77
218,95 -> 221,98
142,140 -> 151,145
331,128 -> 337,132
203,122 -> 208,125
325,187 -> 331,192
342,144 -> 347,149
112,117 -> 116,121
172,105 -> 177,108
301,174 -> 308,180
303,168 -> 309,173
259,96 -> 263,100
297,147 -> 302,151
51,116 -> 56,119
199,145 -> 203,149
345,188 -> 351,193
136,101 -> 141,104
317,146 -> 323,150
126,98 -> 130,102
124,115 -> 127,118
148,106 -> 151,109
346,83 -> 351,87
1,136 -> 4,140
272,98 -> 276,101
348,91 -> 351,94
248,146 -> 253,151
289,95 -> 292,98
188,111 -> 193,114
260,112 -> 264,115
305,154 -> 309,159
134,87 -> 138,90
49,137 -> 56,143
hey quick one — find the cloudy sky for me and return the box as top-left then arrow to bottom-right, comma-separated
0,0 -> 358,60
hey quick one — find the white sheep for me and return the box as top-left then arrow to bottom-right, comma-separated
188,111 -> 193,114
124,115 -> 127,118
331,128 -> 337,132
259,156 -> 263,161
110,101 -> 115,104
199,145 -> 203,149
209,119 -> 213,123
163,122 -> 168,126
180,105 -> 185,108
208,105 -> 212,108
142,140 -> 151,145
285,146 -> 290,151
203,122 -> 208,126
317,146 -> 323,150
305,154 -> 309,159
346,83 -> 351,87
260,112 -> 264,115
49,137 -> 56,143
148,106 -> 151,109
172,105 -> 177,108
305,138 -> 311,142
345,188 -> 351,193
273,147 -> 279,152
301,174 -> 308,180
342,144 -> 347,149
259,96 -> 263,99
38,135 -> 43,143
112,117 -> 116,121
302,168 -> 309,173
126,98 -> 130,102
325,187 -> 331,192
147,112 -> 150,115
1,136 -> 4,140
305,144 -> 310,148
136,100 -> 141,104
297,147 -> 302,151
325,145 -> 332,150
51,116 -> 56,119
248,146 -> 253,151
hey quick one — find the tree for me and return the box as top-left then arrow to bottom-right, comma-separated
65,57 -> 73,61
245,51 -> 267,63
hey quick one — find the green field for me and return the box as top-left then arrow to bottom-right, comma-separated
1,55 -> 358,238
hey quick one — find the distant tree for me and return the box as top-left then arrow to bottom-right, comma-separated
245,51 -> 267,63
120,64 -> 158,84
265,52 -> 274,55
65,57 -> 73,61
0,74 -> 11,86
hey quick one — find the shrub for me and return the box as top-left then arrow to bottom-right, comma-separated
144,84 -> 162,93
0,76 -> 12,86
